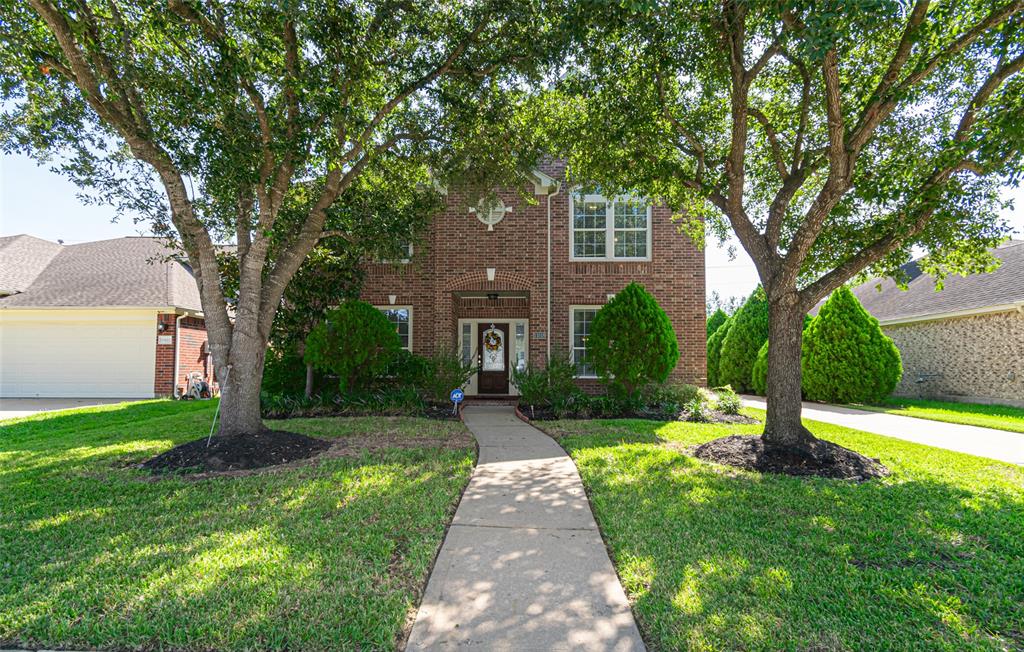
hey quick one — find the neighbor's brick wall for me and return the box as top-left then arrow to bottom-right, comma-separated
884,309 -> 1024,407
154,314 -> 210,396
359,160 -> 707,388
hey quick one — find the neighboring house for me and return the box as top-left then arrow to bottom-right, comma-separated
0,235 -> 209,398
359,160 -> 707,396
848,240 -> 1024,407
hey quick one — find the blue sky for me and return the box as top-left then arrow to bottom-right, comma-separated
2,152 -> 1022,302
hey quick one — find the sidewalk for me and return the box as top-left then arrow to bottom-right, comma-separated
405,406 -> 644,651
742,396 -> 1024,465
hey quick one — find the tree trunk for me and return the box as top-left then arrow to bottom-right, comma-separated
304,364 -> 314,399
761,292 -> 816,448
215,330 -> 269,437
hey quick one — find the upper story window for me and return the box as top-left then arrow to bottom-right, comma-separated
571,195 -> 651,261
376,242 -> 414,264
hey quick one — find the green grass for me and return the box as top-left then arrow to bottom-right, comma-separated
853,397 -> 1024,435
0,400 -> 474,651
541,410 -> 1024,651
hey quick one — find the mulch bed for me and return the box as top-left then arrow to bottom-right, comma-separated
520,405 -> 758,425
692,435 -> 890,481
140,428 -> 475,479
141,430 -> 331,475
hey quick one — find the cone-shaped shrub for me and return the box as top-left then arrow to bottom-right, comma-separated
718,286 -> 769,393
588,282 -> 679,396
706,308 -> 728,338
801,286 -> 902,403
706,316 -> 732,387
750,314 -> 812,395
305,300 -> 402,393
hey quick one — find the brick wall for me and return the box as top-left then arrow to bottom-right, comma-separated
360,163 -> 707,390
884,309 -> 1024,407
153,314 -> 210,397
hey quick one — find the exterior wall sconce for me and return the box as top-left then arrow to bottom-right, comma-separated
157,323 -> 166,332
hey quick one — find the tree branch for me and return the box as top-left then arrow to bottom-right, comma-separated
748,106 -> 788,181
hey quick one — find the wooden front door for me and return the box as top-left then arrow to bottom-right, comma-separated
477,323 -> 510,394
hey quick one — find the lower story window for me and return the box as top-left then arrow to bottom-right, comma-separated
379,307 -> 412,351
571,307 -> 599,377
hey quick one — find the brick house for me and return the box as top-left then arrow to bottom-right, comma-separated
849,239 -> 1024,407
359,160 -> 707,396
0,235 -> 210,398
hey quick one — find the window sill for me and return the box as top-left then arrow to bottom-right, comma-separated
570,257 -> 651,263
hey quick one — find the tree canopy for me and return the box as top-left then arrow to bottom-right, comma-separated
0,0 -> 568,436
553,0 -> 1024,452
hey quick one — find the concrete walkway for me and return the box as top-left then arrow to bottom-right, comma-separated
742,396 -> 1024,465
406,406 -> 644,651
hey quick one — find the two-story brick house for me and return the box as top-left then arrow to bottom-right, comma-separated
359,160 -> 706,396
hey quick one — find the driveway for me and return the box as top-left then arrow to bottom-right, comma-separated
742,396 -> 1024,465
0,398 -> 141,421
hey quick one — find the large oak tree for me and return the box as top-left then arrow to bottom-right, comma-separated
557,0 -> 1023,456
1,0 -> 564,436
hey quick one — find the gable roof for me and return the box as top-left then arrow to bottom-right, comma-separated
840,240 -> 1024,324
0,236 -> 202,312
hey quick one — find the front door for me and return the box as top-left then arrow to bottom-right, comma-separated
478,323 -> 510,394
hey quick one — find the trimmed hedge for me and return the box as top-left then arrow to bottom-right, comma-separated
304,300 -> 402,393
750,314 -> 812,395
706,309 -> 728,338
718,287 -> 769,393
706,316 -> 733,387
801,286 -> 902,403
588,282 -> 679,396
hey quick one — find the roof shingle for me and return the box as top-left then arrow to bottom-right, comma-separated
0,236 -> 202,311
838,240 -> 1024,323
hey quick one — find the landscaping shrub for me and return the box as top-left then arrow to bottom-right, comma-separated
718,286 -> 769,393
714,385 -> 743,415
588,282 -> 679,397
801,286 -> 903,403
684,395 -> 711,423
512,355 -> 581,415
706,316 -> 732,387
706,308 -> 728,338
304,300 -> 402,393
417,344 -> 476,403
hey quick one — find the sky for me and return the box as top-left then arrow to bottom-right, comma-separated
2,152 -> 1022,304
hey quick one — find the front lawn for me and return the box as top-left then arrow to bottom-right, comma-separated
542,411 -> 1024,650
856,397 -> 1024,435
0,400 -> 474,651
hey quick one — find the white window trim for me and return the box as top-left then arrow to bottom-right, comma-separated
375,305 -> 413,351
569,305 -> 603,379
569,194 -> 652,262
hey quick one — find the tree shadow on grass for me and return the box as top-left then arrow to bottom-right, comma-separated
558,421 -> 1024,651
0,402 -> 475,651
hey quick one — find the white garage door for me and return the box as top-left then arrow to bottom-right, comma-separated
0,310 -> 156,398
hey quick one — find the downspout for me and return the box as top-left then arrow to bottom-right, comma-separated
172,313 -> 185,398
546,180 -> 562,362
